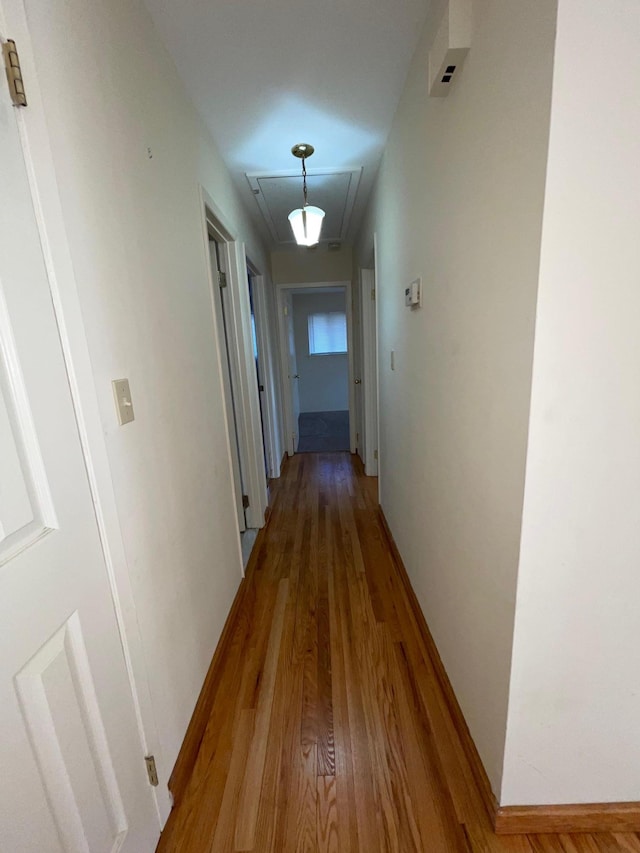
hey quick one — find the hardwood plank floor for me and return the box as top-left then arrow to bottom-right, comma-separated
157,453 -> 640,853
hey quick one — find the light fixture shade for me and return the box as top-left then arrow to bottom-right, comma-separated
288,205 -> 325,246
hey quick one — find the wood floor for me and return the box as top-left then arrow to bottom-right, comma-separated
157,453 -> 640,853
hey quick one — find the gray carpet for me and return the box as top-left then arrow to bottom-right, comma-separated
298,410 -> 350,453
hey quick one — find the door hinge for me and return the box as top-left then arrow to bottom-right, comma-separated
242,494 -> 250,509
371,288 -> 376,301
356,432 -> 359,443
218,270 -> 227,288
283,305 -> 289,316
374,449 -> 378,460
145,755 -> 159,787
2,39 -> 27,107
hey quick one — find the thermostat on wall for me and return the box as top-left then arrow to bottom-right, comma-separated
405,278 -> 422,308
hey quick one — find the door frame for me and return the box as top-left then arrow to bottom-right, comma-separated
276,280 -> 356,456
247,261 -> 280,480
280,289 -> 301,455
0,0 -> 168,822
200,189 -> 268,532
207,230 -> 247,534
360,266 -> 379,476
373,233 -> 381,489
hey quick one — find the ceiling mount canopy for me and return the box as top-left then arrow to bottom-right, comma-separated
291,142 -> 314,159
288,142 -> 325,246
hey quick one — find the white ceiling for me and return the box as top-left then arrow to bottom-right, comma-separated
143,0 -> 431,247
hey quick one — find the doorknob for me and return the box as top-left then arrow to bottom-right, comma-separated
354,378 -> 362,384
293,374 -> 300,379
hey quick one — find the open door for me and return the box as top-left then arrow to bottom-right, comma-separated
0,47 -> 159,850
352,281 -> 365,461
209,238 -> 247,532
284,291 -> 300,455
247,269 -> 269,479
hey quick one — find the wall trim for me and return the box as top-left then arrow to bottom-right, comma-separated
168,572 -> 249,805
167,513 -> 272,804
494,803 -> 640,835
376,509 -> 498,826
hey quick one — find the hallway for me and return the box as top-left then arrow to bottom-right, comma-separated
157,454 -> 640,853
298,411 -> 351,453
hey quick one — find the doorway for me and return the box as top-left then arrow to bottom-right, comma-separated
203,201 -> 269,563
277,281 -> 356,456
359,266 -> 379,476
246,265 -> 269,480
209,235 -> 249,533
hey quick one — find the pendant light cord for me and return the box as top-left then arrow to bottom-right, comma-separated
302,156 -> 308,207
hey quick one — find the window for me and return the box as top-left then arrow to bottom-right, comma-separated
308,312 -> 347,355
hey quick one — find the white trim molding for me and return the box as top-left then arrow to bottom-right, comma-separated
201,188 -> 269,533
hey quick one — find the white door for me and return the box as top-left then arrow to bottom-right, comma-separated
0,53 -> 159,852
209,238 -> 246,532
284,292 -> 300,454
361,269 -> 379,476
352,283 -> 365,462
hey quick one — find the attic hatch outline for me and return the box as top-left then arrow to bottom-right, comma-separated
246,166 -> 362,244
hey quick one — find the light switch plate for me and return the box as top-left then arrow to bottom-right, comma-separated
112,378 -> 135,425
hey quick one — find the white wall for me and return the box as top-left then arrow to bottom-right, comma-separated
355,0 -> 557,793
292,291 -> 349,413
21,0 -> 272,789
271,245 -> 353,285
501,0 -> 640,806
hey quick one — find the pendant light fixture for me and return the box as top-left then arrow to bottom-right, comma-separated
288,143 -> 325,247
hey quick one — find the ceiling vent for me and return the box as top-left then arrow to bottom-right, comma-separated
428,0 -> 472,97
